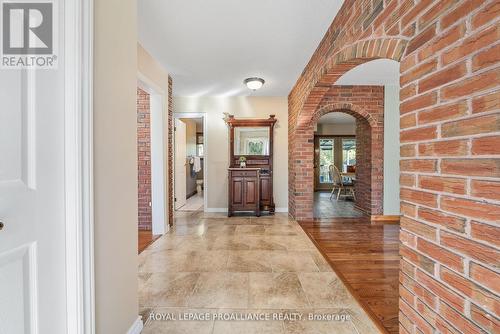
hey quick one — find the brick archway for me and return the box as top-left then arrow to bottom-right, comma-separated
289,43 -> 406,220
292,37 -> 408,130
289,0 -> 500,332
292,88 -> 384,221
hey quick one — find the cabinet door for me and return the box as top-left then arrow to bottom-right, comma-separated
260,176 -> 271,202
231,177 -> 244,206
243,178 -> 258,206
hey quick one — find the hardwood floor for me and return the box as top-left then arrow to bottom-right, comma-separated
138,230 -> 161,254
299,218 -> 400,334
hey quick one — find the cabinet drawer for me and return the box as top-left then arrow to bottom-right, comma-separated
230,170 -> 258,177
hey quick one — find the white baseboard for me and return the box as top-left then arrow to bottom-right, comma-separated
127,316 -> 143,334
205,207 -> 288,213
205,207 -> 228,213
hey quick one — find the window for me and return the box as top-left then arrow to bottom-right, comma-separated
319,138 -> 334,184
342,138 -> 356,172
315,136 -> 356,187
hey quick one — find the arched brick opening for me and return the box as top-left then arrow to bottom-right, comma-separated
289,38 -> 407,220
309,104 -> 384,217
289,0 -> 500,333
291,86 -> 385,221
292,37 -> 408,130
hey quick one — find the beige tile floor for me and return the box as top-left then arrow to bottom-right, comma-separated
138,211 -> 381,334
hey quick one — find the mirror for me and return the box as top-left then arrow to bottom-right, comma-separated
234,127 -> 270,155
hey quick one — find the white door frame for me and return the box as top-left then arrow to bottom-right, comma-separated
64,0 -> 95,333
173,112 -> 207,211
137,73 -> 169,235
174,118 -> 188,210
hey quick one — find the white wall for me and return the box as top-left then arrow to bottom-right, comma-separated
174,96 -> 288,211
94,0 -> 139,332
384,85 -> 401,215
315,122 -> 355,135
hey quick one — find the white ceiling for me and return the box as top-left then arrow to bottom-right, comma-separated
335,59 -> 400,86
318,112 -> 355,124
138,0 -> 344,97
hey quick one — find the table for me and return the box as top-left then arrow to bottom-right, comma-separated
341,172 -> 356,181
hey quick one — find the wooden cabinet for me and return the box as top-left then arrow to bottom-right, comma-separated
228,168 -> 260,216
226,115 -> 277,216
259,173 -> 274,213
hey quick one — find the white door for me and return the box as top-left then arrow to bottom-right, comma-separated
174,119 -> 187,210
0,68 -> 67,334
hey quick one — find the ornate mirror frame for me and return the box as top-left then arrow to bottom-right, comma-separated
226,114 -> 277,171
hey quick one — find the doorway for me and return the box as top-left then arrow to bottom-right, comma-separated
137,78 -> 168,253
174,114 -> 206,214
313,112 -> 365,218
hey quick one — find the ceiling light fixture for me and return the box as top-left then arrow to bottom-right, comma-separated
244,77 -> 265,91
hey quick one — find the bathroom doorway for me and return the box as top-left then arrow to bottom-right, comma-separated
174,114 -> 206,213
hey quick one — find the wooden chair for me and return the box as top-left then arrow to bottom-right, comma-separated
329,165 -> 356,200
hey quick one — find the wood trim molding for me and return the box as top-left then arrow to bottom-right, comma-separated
225,114 -> 277,127
370,215 -> 400,225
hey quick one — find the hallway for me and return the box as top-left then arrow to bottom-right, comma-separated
138,213 -> 380,333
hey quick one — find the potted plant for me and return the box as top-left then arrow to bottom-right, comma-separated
239,156 -> 247,168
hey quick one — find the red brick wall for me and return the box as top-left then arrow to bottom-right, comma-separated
289,0 -> 500,333
355,117 -> 374,214
137,88 -> 152,230
306,86 -> 384,217
167,76 -> 174,226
